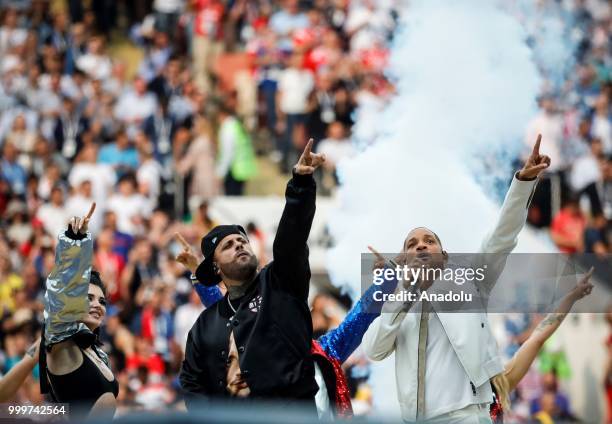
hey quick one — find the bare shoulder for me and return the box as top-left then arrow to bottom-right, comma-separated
46,339 -> 84,375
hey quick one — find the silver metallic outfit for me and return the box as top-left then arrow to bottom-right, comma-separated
43,229 -> 109,363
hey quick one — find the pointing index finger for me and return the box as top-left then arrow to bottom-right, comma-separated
303,138 -> 314,158
85,202 -> 96,220
532,134 -> 542,156
367,245 -> 385,262
175,232 -> 191,250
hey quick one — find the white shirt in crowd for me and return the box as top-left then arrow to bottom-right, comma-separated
114,90 -> 157,123
137,158 -> 163,210
153,0 -> 185,13
216,116 -> 238,178
524,112 -> 564,172
277,68 -> 314,115
107,193 -> 152,235
36,74 -> 80,100
592,114 -> 612,155
316,137 -> 355,168
68,163 -> 117,206
0,27 -> 27,55
76,54 -> 113,81
174,302 -> 204,351
345,4 -> 394,52
34,90 -> 62,140
65,193 -> 103,235
36,203 -> 69,237
570,152 -> 602,193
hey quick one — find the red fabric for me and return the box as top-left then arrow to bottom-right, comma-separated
305,46 -> 339,72
490,391 -> 504,424
310,340 -> 353,419
252,17 -> 268,31
141,307 -> 155,341
193,1 -> 224,38
359,48 -> 389,72
94,251 -> 125,302
293,27 -> 317,48
550,208 -> 586,254
18,240 -> 32,257
126,353 -> 165,375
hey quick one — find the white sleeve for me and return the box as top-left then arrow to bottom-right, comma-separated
215,124 -> 236,178
480,175 -> 538,254
304,71 -> 314,93
138,195 -> 153,218
477,175 -> 538,294
362,300 -> 409,361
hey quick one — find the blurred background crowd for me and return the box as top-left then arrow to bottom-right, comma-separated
0,0 -> 610,422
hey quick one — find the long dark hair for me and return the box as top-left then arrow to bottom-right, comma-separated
89,269 -> 107,297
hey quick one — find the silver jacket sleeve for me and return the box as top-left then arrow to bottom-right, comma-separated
43,229 -> 93,346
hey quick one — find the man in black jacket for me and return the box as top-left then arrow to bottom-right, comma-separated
180,139 -> 325,411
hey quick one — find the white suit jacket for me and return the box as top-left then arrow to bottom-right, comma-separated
362,175 -> 538,422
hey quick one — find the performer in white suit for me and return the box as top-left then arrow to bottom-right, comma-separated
362,135 -> 550,423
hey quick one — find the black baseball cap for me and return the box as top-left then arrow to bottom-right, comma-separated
195,225 -> 248,286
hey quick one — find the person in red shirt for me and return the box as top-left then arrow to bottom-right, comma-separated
550,197 -> 586,254
126,336 -> 165,377
191,0 -> 225,91
94,227 -> 125,303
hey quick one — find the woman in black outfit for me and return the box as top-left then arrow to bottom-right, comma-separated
39,203 -> 118,420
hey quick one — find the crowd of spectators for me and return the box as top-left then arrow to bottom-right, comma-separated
0,0 -> 394,415
518,1 -> 612,268
0,0 -> 610,420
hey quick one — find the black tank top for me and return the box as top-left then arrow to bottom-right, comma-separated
46,348 -> 119,415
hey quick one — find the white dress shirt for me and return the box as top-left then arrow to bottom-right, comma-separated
423,311 -> 492,419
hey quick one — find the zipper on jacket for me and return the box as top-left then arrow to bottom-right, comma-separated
436,309 -> 486,388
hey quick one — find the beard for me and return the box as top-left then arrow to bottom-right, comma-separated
221,254 -> 258,282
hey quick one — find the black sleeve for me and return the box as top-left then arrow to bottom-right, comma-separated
269,171 -> 316,300
179,327 -> 209,410
65,226 -> 87,241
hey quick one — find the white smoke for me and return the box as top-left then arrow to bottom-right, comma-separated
326,0 -> 560,417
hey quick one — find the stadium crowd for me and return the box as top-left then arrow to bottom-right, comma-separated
0,0 -> 610,421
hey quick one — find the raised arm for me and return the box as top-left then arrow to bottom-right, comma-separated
193,283 -> 224,307
0,341 -> 38,402
504,268 -> 593,391
44,204 -> 96,346
362,294 -> 417,361
478,135 -> 549,294
481,135 -> 548,254
269,139 -> 324,300
362,247 -> 418,361
174,233 -> 224,307
318,246 -> 400,363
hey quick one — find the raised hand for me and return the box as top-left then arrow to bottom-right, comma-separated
294,138 -> 325,175
175,232 -> 199,274
518,134 -> 551,180
368,245 -> 387,270
368,245 -> 406,269
25,338 -> 40,363
569,267 -> 594,301
69,202 -> 96,235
